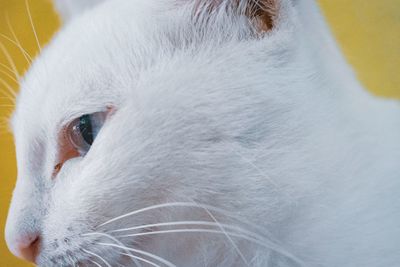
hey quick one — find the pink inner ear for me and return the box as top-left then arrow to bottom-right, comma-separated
194,0 -> 279,32
251,0 -> 278,32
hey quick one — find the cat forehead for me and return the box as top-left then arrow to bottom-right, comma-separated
12,1 -> 165,129
12,0 -> 289,133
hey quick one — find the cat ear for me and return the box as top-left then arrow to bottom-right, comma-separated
195,0 -> 280,32
53,0 -> 107,22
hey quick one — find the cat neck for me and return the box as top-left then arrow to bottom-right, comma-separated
287,1 -> 400,184
299,0 -> 400,138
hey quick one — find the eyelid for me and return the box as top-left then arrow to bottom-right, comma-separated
57,106 -> 112,133
52,124 -> 80,179
51,106 -> 115,179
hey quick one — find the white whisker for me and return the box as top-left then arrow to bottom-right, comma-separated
0,117 -> 10,125
116,228 -> 255,240
0,122 -> 10,134
25,0 -> 42,52
0,33 -> 32,64
0,68 -> 18,84
118,252 -> 161,267
5,14 -> 33,63
98,202 -> 267,236
115,228 -> 302,264
0,77 -> 17,99
108,220 -> 264,243
81,231 -> 142,267
96,242 -> 176,267
95,202 -> 303,263
0,62 -> 17,78
67,254 -> 78,267
231,148 -> 279,191
0,41 -> 20,80
95,201 -> 303,262
88,259 -> 103,267
192,200 -> 250,267
0,89 -> 16,105
0,93 -> 15,104
81,248 -> 112,267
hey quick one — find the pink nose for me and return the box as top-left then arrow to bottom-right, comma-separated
12,233 -> 41,263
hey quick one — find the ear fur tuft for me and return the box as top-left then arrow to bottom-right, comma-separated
249,0 -> 278,31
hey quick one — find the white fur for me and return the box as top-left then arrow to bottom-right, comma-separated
53,0 -> 106,21
5,0 -> 400,266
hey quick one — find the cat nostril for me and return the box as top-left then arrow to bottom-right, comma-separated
15,234 -> 41,263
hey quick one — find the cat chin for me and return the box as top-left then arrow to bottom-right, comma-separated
36,247 -> 130,267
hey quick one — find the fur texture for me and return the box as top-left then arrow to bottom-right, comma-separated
5,0 -> 400,266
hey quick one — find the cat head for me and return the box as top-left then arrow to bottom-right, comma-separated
5,0 -> 320,266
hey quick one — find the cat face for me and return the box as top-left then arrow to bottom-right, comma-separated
6,0 -> 320,266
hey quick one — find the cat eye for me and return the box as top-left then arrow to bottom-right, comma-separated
67,112 -> 107,155
52,110 -> 111,179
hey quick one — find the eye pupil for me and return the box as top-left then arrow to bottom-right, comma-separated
67,111 -> 108,156
79,114 -> 94,145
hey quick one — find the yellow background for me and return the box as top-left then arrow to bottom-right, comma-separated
0,0 -> 399,265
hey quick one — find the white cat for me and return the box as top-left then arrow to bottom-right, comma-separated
4,0 -> 400,266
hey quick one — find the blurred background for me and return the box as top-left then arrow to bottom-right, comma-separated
0,0 -> 399,265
